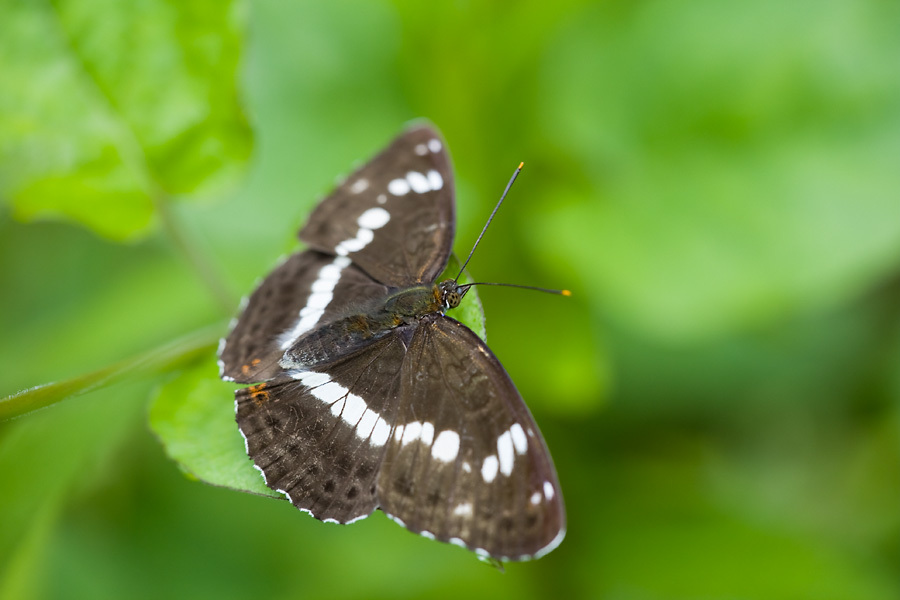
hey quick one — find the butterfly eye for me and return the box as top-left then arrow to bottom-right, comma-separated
438,280 -> 462,309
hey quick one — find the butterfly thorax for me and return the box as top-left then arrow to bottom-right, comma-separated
281,281 -> 461,370
381,284 -> 444,320
371,279 -> 464,321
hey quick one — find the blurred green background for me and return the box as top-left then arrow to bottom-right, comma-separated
2,0 -> 899,598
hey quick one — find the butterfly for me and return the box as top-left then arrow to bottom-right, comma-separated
218,123 -> 565,561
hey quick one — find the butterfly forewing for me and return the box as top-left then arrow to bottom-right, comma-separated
299,125 -> 455,286
377,315 -> 565,560
220,251 -> 389,383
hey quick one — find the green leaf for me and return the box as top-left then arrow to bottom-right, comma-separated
0,0 -> 252,241
148,264 -> 486,497
149,358 -> 277,498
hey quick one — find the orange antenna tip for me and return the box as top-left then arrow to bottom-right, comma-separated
518,161 -> 524,170
561,290 -> 572,297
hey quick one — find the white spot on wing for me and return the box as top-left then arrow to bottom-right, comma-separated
356,409 -> 380,439
510,423 -> 528,455
293,371 -> 330,387
415,143 -> 427,155
292,372 -> 391,447
431,430 -> 460,462
543,481 -> 555,500
319,264 -> 342,280
388,178 -> 410,196
427,169 -> 443,190
340,393 -> 368,425
453,502 -> 473,517
329,397 -> 345,416
400,421 -> 423,446
334,244 -> 350,257
497,430 -> 515,476
311,278 -> 334,293
530,491 -> 542,505
420,531 -> 436,540
357,207 -> 390,229
307,291 -> 332,309
350,178 -> 369,193
406,171 -> 430,194
335,227 -> 374,255
428,138 -> 442,153
481,455 -> 499,483
316,381 -> 347,405
290,312 -> 322,338
420,422 -> 435,446
356,227 -> 375,244
370,417 -> 391,446
277,256 -> 347,349
449,537 -> 467,548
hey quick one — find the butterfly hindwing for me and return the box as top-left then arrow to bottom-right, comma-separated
236,330 -> 411,523
376,315 -> 566,560
299,125 -> 455,286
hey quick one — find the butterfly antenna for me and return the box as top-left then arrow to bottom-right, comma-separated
454,162 -> 524,282
460,282 -> 571,296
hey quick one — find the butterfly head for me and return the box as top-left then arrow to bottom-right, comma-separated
437,279 -> 469,311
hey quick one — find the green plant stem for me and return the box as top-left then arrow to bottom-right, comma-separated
0,324 -> 222,422
151,192 -> 237,315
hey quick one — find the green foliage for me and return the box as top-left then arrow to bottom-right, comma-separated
149,358 -> 277,498
2,0 -> 900,598
0,0 -> 251,240
533,0 -> 900,340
